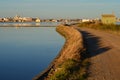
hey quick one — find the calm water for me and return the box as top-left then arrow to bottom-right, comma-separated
0,27 -> 64,80
116,22 -> 120,25
0,22 -> 61,27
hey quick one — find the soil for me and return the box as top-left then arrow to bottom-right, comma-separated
79,27 -> 120,80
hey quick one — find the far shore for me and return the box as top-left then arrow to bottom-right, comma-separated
0,25 -> 56,27
0,22 -> 60,27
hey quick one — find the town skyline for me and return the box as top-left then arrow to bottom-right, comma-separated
0,0 -> 120,19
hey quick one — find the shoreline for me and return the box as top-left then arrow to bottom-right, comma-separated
0,22 -> 59,27
33,25 -> 87,80
0,25 -> 56,27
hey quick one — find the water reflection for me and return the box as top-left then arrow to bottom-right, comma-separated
0,27 -> 64,80
116,22 -> 120,25
0,22 -> 40,27
0,22 -> 61,27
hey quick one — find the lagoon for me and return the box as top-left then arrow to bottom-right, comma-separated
0,27 -> 64,80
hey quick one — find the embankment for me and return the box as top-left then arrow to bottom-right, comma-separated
33,25 -> 87,80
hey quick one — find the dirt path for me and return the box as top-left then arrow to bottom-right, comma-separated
79,28 -> 120,80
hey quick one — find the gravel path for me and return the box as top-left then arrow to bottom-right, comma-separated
79,28 -> 120,80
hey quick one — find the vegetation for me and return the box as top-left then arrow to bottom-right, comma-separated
34,25 -> 90,80
50,59 -> 89,80
48,25 -> 90,80
51,22 -> 120,80
78,22 -> 120,34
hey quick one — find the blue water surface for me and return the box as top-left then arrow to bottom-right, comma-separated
0,27 -> 64,80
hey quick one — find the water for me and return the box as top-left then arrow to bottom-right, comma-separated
0,22 -> 61,27
0,27 -> 64,80
116,22 -> 120,25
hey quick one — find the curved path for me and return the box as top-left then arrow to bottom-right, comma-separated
79,27 -> 120,80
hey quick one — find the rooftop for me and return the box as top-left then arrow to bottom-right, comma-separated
102,14 -> 115,17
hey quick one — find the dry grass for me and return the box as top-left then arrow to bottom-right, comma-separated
33,25 -> 89,80
47,25 -> 89,80
78,22 -> 120,35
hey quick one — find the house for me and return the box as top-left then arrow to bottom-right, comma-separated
82,19 -> 90,23
35,18 -> 41,22
52,19 -> 57,22
3,18 -> 10,22
101,14 -> 116,24
22,17 -> 33,22
0,18 -> 3,22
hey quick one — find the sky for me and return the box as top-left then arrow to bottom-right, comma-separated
0,0 -> 120,19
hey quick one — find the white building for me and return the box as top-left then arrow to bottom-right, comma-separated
35,18 -> 41,22
13,15 -> 22,22
52,19 -> 57,22
82,19 -> 90,22
3,18 -> 9,22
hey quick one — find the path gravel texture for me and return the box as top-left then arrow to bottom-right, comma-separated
79,28 -> 120,80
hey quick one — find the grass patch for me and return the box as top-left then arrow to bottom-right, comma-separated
78,22 -> 120,33
50,59 -> 89,80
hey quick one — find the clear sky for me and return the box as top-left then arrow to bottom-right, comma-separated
0,0 -> 120,19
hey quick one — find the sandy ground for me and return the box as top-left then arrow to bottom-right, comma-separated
79,28 -> 120,80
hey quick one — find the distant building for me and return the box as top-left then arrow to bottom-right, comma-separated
13,15 -> 22,22
52,19 -> 58,22
101,14 -> 116,24
22,17 -> 33,22
82,19 -> 90,22
0,18 -> 3,22
3,18 -> 10,22
35,18 -> 41,22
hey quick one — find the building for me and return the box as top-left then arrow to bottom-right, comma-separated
22,17 -> 33,22
0,18 -> 3,22
13,15 -> 22,22
35,18 -> 41,22
82,19 -> 90,23
3,18 -> 10,22
101,14 -> 116,24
